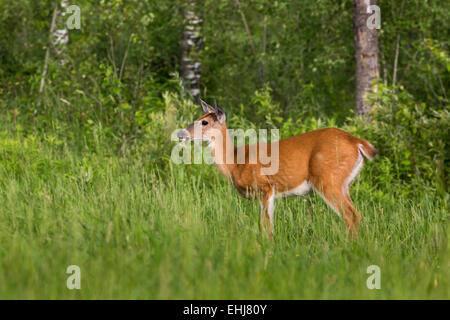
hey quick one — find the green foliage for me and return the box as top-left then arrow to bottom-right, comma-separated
0,0 -> 447,187
346,83 -> 449,196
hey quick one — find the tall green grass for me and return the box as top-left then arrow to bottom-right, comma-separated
0,133 -> 447,299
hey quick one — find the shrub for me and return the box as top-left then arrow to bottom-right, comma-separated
346,84 -> 449,197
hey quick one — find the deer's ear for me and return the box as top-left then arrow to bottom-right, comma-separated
215,104 -> 226,123
200,99 -> 215,114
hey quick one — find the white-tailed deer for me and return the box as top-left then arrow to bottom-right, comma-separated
178,100 -> 377,237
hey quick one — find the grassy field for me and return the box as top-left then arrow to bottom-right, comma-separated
0,132 -> 448,299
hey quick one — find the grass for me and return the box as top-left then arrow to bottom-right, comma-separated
0,132 -> 448,299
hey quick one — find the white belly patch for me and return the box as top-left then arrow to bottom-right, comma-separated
276,180 -> 312,198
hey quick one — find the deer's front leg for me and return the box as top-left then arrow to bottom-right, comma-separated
259,188 -> 276,237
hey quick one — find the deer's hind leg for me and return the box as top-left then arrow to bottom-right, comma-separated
259,187 -> 275,237
341,151 -> 365,232
310,169 -> 361,237
343,193 -> 361,231
309,143 -> 363,237
312,183 -> 359,237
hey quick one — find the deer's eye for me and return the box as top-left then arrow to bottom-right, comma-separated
201,120 -> 208,126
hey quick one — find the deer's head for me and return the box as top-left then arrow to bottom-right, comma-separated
178,100 -> 226,143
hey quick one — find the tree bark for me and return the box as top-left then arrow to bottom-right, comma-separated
354,0 -> 379,116
39,4 -> 59,100
39,0 -> 69,102
52,0 -> 70,64
181,1 -> 202,102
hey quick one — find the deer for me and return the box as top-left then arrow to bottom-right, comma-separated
177,100 -> 377,237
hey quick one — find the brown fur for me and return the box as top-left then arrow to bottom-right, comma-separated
182,110 -> 377,237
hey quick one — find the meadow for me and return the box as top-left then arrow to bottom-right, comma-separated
0,0 -> 448,301
0,132 -> 447,299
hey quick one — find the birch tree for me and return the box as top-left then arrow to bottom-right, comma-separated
354,0 -> 380,116
180,1 -> 202,102
39,0 -> 69,101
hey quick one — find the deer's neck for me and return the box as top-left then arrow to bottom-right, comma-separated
210,126 -> 236,178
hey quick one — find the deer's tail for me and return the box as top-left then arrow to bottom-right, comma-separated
358,140 -> 378,161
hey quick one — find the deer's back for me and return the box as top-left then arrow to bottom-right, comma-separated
230,128 -> 363,197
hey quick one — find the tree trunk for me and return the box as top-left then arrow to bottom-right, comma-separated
52,0 -> 70,64
181,1 -> 202,102
39,1 -> 69,104
354,0 -> 379,116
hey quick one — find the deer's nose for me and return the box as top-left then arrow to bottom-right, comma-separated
177,129 -> 190,141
